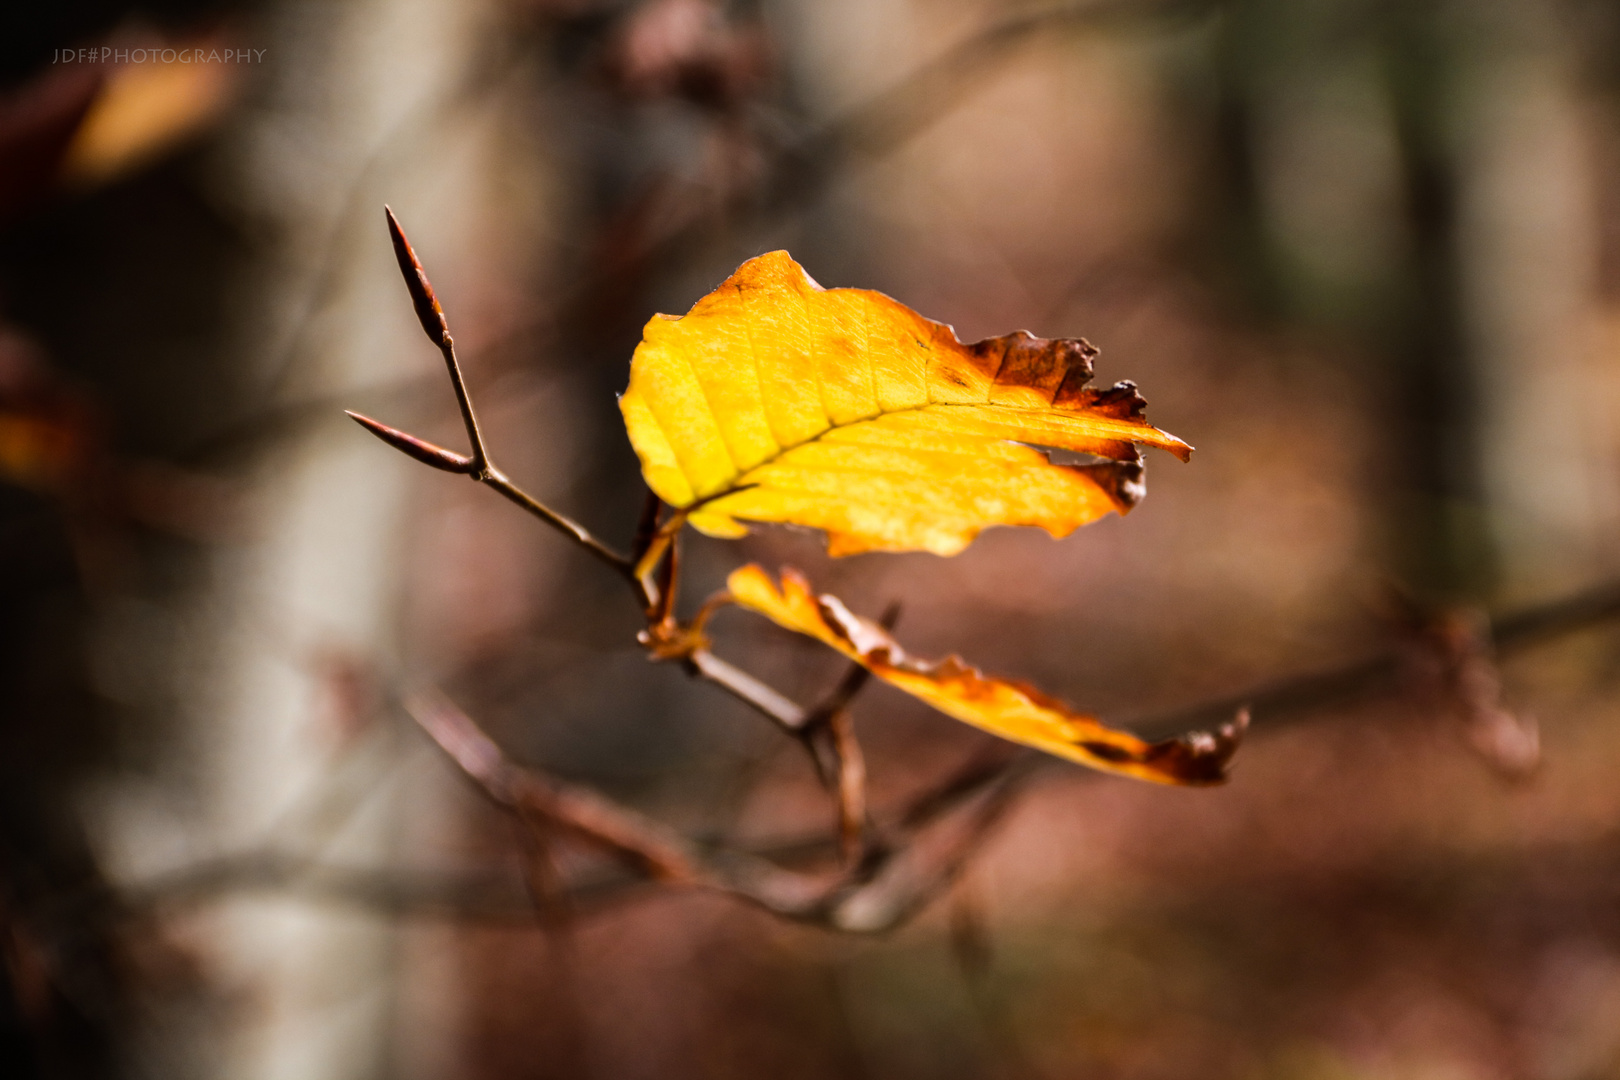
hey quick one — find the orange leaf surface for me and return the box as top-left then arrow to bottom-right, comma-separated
620,251 -> 1190,556
727,564 -> 1245,784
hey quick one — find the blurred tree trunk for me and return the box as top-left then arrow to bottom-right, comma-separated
1198,0 -> 1615,604
151,0 -> 547,1076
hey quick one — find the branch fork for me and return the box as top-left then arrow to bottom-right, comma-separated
348,208 -> 634,582
405,690 -> 1015,930
350,207 -> 993,924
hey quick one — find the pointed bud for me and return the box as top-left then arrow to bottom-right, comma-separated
346,411 -> 474,473
384,206 -> 451,347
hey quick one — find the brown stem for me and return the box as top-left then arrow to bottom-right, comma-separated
78,574 -> 1620,933
385,206 -> 487,474
796,602 -> 896,839
403,689 -> 1019,931
514,811 -> 574,928
1125,576 -> 1620,742
887,570 -> 1620,836
481,467 -> 634,579
632,488 -> 663,562
829,710 -> 867,865
406,688 -> 698,881
358,209 -> 641,599
632,485 -> 758,615
370,213 -> 886,847
685,649 -> 808,732
657,527 -> 682,624
798,0 -> 1214,170
800,600 -> 899,739
801,651 -> 875,742
900,743 -> 1039,833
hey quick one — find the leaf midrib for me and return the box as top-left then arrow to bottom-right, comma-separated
685,398 -> 1137,506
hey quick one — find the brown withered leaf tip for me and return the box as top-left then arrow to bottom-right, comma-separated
728,564 -> 1245,785
959,331 -> 1155,509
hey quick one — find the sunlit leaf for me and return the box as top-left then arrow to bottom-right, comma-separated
727,564 -> 1244,784
620,251 -> 1190,556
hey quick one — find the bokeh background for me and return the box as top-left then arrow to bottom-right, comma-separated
4,0 -> 1620,1077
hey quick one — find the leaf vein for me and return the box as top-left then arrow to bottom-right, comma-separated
737,282 -> 784,456
675,340 -> 741,484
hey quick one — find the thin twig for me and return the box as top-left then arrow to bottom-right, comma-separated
385,206 -> 487,475
799,599 -> 900,738
883,575 -> 1620,835
193,1 -> 1215,477
631,488 -> 663,563
358,211 -> 889,830
407,688 -> 698,880
632,486 -> 760,615
797,601 -> 898,859
684,600 -> 898,749
76,575 -> 1620,933
480,469 -> 634,576
789,0 -> 1220,177
829,710 -> 867,865
351,209 -> 636,584
513,811 -> 575,927
685,649 -> 808,731
900,743 -> 1035,832
560,0 -> 1225,316
403,689 -> 1022,931
1127,576 -> 1620,741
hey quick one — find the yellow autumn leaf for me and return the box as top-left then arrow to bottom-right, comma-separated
727,564 -> 1245,785
620,251 -> 1190,556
